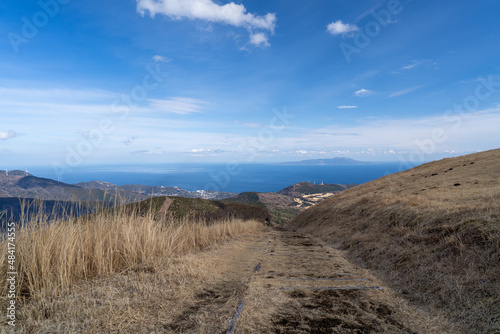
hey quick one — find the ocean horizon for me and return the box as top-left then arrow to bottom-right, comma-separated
24,162 -> 413,194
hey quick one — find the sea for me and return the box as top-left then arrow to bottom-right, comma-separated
27,162 -> 411,194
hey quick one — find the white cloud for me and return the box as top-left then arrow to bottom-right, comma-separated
392,59 -> 434,74
0,87 -> 124,116
327,20 -> 359,36
131,150 -> 154,155
148,97 -> 208,114
388,86 -> 423,98
354,89 -> 373,97
281,107 -> 500,155
337,105 -> 358,109
0,131 -> 16,141
400,59 -> 432,71
189,148 -> 226,157
249,32 -> 270,47
153,55 -> 171,63
136,0 -> 276,46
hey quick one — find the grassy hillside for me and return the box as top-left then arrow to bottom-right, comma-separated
290,149 -> 500,333
129,195 -> 271,223
224,192 -> 301,224
224,192 -> 265,207
278,181 -> 355,197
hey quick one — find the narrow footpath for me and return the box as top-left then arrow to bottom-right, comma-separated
166,227 -> 453,333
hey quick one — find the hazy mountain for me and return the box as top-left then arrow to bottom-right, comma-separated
0,170 -> 237,204
1,172 -> 353,225
0,171 -> 147,203
75,182 -> 237,200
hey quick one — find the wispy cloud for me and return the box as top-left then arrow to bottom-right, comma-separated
189,148 -> 227,157
148,97 -> 209,114
153,55 -> 171,63
277,107 -> 500,154
326,20 -> 359,36
354,89 -> 373,97
337,105 -> 358,109
131,149 -> 154,155
401,59 -> 431,70
355,3 -> 385,21
388,86 -> 423,98
0,87 -> 117,102
136,0 -> 276,46
392,59 -> 434,74
0,87 -> 122,116
0,130 -> 16,141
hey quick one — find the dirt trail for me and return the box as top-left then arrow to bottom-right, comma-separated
166,228 -> 454,333
7,227 -> 456,333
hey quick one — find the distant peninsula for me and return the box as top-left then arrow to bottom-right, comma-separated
277,157 -> 369,166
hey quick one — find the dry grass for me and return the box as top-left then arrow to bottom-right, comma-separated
0,201 -> 263,332
291,148 -> 500,333
2,230 -> 266,333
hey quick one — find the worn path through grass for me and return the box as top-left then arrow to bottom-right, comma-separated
236,228 -> 456,333
8,227 -> 457,333
144,227 -> 455,333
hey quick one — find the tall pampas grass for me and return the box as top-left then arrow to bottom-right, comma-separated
0,200 -> 262,304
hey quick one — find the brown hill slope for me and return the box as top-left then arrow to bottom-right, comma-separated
128,196 -> 271,223
290,148 -> 500,333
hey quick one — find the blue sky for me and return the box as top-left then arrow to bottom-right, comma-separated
1,0 -> 500,170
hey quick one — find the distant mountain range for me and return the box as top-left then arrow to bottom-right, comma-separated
0,170 -> 355,225
0,171 -> 148,203
277,157 -> 368,165
0,171 -> 236,202
74,181 -> 236,200
0,171 -> 237,224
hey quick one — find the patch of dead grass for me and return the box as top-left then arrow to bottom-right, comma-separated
0,203 -> 263,332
